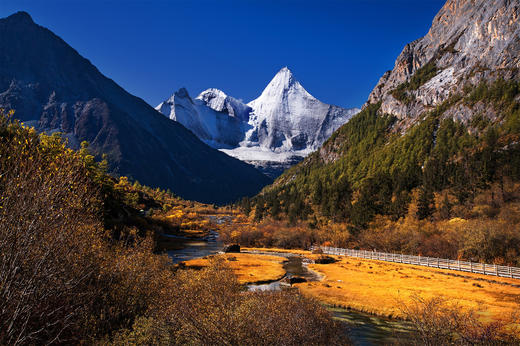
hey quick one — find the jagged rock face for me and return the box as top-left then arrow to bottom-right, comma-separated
367,0 -> 520,127
157,67 -> 359,177
0,11 -> 271,204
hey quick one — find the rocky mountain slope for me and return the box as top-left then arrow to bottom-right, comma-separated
250,0 -> 520,225
157,67 -> 359,177
367,0 -> 520,130
0,11 -> 271,204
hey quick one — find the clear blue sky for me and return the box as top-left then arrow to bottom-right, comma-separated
0,0 -> 445,109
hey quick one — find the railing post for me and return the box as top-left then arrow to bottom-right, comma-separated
495,264 -> 498,276
458,260 -> 461,271
483,263 -> 486,275
437,257 -> 440,268
470,261 -> 473,273
510,266 -> 513,278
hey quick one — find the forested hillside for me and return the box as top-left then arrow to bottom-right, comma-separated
251,78 -> 520,225
244,0 -> 520,250
238,78 -> 520,265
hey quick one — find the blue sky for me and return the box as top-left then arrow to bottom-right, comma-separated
0,0 -> 445,109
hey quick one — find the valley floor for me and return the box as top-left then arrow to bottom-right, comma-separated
297,254 -> 520,322
183,248 -> 520,324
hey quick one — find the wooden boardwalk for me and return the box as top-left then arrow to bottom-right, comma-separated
313,246 -> 520,280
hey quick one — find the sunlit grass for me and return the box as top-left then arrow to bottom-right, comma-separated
183,253 -> 288,284
296,255 -> 520,322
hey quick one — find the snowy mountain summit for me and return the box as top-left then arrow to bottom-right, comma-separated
156,67 -> 360,177
245,67 -> 359,152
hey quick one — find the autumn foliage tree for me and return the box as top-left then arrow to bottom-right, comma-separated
0,110 -> 104,343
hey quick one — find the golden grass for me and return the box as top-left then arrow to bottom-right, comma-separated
183,253 -> 288,284
296,256 -> 520,321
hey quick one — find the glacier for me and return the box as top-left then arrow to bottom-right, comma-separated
156,67 -> 360,177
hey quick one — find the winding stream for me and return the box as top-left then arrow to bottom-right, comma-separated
166,227 -> 414,345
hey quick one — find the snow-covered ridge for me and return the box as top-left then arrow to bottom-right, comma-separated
156,67 -> 360,177
196,88 -> 251,122
156,88 -> 246,149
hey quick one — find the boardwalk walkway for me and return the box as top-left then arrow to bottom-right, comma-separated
312,246 -> 520,280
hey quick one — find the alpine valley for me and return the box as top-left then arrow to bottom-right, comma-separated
2,1 -> 520,345
156,67 -> 360,178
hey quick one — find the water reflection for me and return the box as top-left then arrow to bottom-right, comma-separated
167,230 -> 222,264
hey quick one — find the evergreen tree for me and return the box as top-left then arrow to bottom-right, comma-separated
417,187 -> 435,220
439,193 -> 452,220
241,197 -> 251,216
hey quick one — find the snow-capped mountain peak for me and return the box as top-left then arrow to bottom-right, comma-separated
156,88 -> 247,149
245,67 -> 357,153
172,87 -> 190,101
157,67 -> 360,177
249,67 -> 316,107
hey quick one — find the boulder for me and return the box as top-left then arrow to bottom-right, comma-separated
223,244 -> 240,253
289,276 -> 307,285
314,255 -> 336,264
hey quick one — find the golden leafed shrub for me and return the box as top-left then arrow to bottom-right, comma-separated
0,111 -> 105,343
399,295 -> 519,345
145,259 -> 347,345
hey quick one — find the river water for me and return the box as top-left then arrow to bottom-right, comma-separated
167,230 -> 221,264
166,229 -> 414,345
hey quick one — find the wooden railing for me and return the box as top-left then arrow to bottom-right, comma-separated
311,246 -> 520,280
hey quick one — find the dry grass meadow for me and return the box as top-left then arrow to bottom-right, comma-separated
183,253 -> 288,284
296,255 -> 520,322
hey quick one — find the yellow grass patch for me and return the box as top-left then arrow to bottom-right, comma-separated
448,217 -> 466,224
184,253 -> 287,284
296,256 -> 520,321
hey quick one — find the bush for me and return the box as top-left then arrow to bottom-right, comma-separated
0,112 -> 105,343
0,111 -> 347,344
399,295 -> 519,345
146,259 -> 347,345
